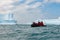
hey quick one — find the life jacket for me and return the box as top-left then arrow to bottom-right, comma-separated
38,21 -> 44,26
40,21 -> 44,26
38,22 -> 41,26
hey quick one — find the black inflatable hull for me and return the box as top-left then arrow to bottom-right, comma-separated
31,24 -> 46,27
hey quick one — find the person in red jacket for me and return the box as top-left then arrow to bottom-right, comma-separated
38,22 -> 41,26
40,21 -> 44,26
38,21 -> 44,26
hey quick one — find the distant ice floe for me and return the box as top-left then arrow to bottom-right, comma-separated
58,17 -> 60,19
35,17 -> 60,25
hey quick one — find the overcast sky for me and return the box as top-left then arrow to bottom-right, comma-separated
0,0 -> 60,24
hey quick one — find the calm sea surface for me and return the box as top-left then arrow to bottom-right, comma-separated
0,24 -> 60,40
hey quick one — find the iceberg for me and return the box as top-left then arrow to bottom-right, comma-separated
0,13 -> 16,25
36,17 -> 60,25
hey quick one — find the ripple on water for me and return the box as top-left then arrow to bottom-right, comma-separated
0,25 -> 60,40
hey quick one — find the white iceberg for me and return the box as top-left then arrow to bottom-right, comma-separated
36,17 -> 60,25
0,13 -> 16,25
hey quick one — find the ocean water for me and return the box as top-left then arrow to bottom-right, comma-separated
0,24 -> 60,40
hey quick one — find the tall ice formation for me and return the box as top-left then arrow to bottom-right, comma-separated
0,13 -> 16,25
